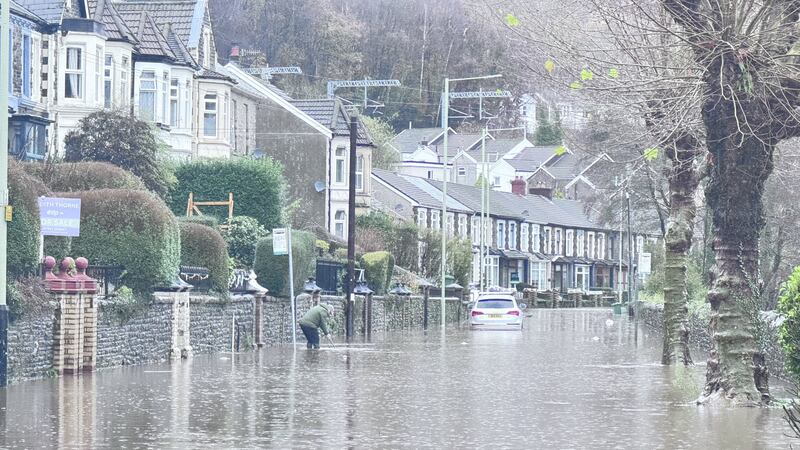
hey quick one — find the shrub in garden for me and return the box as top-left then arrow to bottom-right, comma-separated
253,230 -> 316,297
63,110 -> 172,199
178,215 -> 220,228
7,160 -> 49,277
355,211 -> 419,271
179,222 -> 231,292
778,266 -> 800,380
170,158 -> 285,229
23,161 -> 146,192
220,216 -> 268,268
359,251 -> 394,294
64,189 -> 180,292
418,230 -> 472,289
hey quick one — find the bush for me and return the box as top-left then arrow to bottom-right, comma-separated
7,160 -> 49,277
779,266 -> 800,381
63,110 -> 171,199
359,251 -> 394,294
419,230 -> 472,289
178,215 -> 220,228
63,189 -> 181,292
356,211 -> 419,271
179,222 -> 231,292
170,158 -> 286,229
7,277 -> 52,323
253,230 -> 316,297
23,161 -> 146,192
220,216 -> 268,268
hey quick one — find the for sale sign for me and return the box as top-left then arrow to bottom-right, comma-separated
38,197 -> 81,237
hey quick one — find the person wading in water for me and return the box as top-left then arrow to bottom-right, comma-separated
298,303 -> 334,349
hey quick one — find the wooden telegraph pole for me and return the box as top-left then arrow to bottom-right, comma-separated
346,115 -> 358,339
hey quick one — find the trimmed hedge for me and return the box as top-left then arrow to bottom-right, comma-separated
179,222 -> 231,292
178,214 -> 220,228
170,158 -> 286,229
253,230 -> 316,297
359,251 -> 394,295
220,216 -> 268,269
23,161 -> 147,192
63,189 -> 180,292
8,160 -> 49,277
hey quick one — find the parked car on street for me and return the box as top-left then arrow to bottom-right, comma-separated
470,290 -> 526,330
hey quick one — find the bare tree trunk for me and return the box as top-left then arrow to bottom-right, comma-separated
662,141 -> 699,366
699,92 -> 773,405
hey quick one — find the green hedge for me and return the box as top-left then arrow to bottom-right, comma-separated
221,216 -> 268,268
179,222 -> 231,292
178,215 -> 220,228
779,266 -> 800,381
7,161 -> 49,277
359,251 -> 394,295
170,158 -> 286,229
23,161 -> 146,192
253,230 -> 316,297
64,189 -> 181,292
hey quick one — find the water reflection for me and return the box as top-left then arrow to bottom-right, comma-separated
0,309 -> 794,448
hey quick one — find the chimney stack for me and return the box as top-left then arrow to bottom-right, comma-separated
511,176 -> 527,196
229,44 -> 240,61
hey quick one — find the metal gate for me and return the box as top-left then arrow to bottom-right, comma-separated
316,260 -> 345,295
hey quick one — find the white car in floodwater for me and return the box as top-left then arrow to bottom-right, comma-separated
469,291 -> 526,330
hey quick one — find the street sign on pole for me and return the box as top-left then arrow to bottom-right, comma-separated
639,252 -> 652,275
38,197 -> 81,237
273,227 -> 296,347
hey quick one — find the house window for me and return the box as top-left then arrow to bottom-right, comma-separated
588,232 -> 596,259
161,72 -> 169,122
521,224 -> 529,252
103,54 -> 113,108
543,227 -> 552,254
95,46 -> 102,103
417,209 -> 427,229
530,261 -> 548,289
335,147 -> 346,184
203,93 -> 217,137
532,225 -> 541,252
575,265 -> 590,291
22,35 -> 31,97
459,215 -> 468,238
334,210 -> 346,238
497,221 -> 506,249
554,228 -> 563,255
170,79 -> 179,127
65,47 -> 83,99
356,155 -> 364,191
566,230 -> 574,257
139,71 -> 156,121
427,170 -> 434,179
120,57 -> 129,106
457,167 -> 466,177
431,210 -> 441,231
447,213 -> 455,237
486,256 -> 500,288
576,230 -> 585,257
509,222 -> 517,250
183,80 -> 190,129
493,176 -> 500,186
598,233 -> 606,259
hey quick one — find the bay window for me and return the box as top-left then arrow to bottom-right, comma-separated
161,72 -> 169,123
104,54 -> 113,108
95,46 -> 102,103
139,71 -> 156,121
203,93 -> 217,137
65,47 -> 83,99
120,57 -> 129,106
170,78 -> 180,127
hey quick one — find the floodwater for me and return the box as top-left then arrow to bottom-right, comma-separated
0,309 -> 794,449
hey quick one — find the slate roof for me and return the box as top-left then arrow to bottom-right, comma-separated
372,169 -> 457,210
15,0 -> 68,23
544,153 -> 583,180
88,0 -> 137,43
11,0 -> 47,23
117,9 -> 175,59
114,0 -> 200,48
166,27 -> 197,67
448,133 -> 482,152
505,146 -> 558,171
390,127 -> 446,154
291,99 -> 373,146
197,67 -> 233,82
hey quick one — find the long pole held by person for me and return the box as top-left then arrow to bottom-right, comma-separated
0,0 -> 11,387
346,115 -> 358,340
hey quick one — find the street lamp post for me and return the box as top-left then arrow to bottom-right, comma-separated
440,74 -> 502,329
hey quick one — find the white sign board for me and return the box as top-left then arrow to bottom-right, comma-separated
639,252 -> 652,274
38,197 -> 81,237
272,228 -> 289,255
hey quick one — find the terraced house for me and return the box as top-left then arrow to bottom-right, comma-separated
372,169 -> 650,293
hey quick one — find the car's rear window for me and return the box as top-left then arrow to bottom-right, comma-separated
477,299 -> 514,309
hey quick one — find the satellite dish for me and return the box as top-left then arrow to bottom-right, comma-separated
314,181 -> 326,193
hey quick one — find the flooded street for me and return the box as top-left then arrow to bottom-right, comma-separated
0,308 -> 792,449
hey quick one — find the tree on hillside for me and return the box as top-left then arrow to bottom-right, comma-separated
64,110 -> 172,200
361,115 -> 400,170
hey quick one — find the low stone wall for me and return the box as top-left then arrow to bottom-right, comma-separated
637,302 -> 788,381
7,306 -> 57,381
95,300 -> 172,369
190,295 -> 255,354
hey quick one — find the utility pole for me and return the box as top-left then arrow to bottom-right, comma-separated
627,192 -> 634,317
346,115 -> 358,339
479,127 -> 486,292
0,0 -> 11,386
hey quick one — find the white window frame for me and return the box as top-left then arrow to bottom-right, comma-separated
530,261 -> 548,290
356,155 -> 364,192
334,210 -> 346,239
103,54 -> 114,108
139,70 -> 157,122
532,224 -> 541,253
183,79 -> 191,129
521,223 -> 529,252
417,208 -> 427,229
334,147 -> 347,184
457,166 -> 466,177
120,56 -> 129,107
566,230 -> 574,257
576,230 -> 585,257
458,215 -> 468,238
575,265 -> 590,291
431,210 -> 441,231
95,45 -> 102,104
486,256 -> 500,287
598,233 -> 606,260
497,220 -> 506,249
170,78 -> 180,127
203,92 -> 218,137
471,216 -> 480,245
447,212 -> 455,237
161,72 -> 169,123
554,228 -> 563,255
543,226 -> 552,254
64,46 -> 84,99
509,222 -> 517,250
588,231 -> 596,259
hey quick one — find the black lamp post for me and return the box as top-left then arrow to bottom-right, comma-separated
389,283 -> 412,296
418,279 -> 434,330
